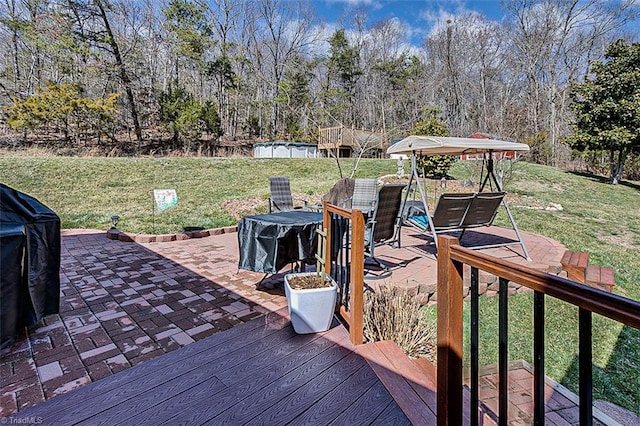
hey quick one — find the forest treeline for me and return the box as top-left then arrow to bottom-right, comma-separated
0,0 -> 638,172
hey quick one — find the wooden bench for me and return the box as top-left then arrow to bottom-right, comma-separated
560,250 -> 615,293
586,265 -> 616,293
560,251 -> 589,282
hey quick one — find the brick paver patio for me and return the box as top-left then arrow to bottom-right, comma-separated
1,228 -> 288,415
1,224 -> 568,417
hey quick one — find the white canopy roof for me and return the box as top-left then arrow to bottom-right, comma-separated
387,136 -> 530,156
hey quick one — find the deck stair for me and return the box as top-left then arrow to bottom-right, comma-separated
357,340 -> 628,425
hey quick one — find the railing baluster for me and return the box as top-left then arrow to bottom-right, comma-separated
345,218 -> 351,287
342,216 -> 349,305
579,308 -> 593,426
330,213 -> 342,305
329,212 -> 349,312
533,291 -> 545,425
470,267 -> 479,425
436,235 -> 640,426
325,203 -> 364,346
498,277 -> 508,426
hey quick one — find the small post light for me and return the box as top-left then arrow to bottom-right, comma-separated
110,215 -> 120,229
440,177 -> 447,189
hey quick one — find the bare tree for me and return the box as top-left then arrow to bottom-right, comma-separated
1,0 -> 21,93
2,0 -> 638,160
210,0 -> 232,135
93,0 -> 142,143
505,0 -> 638,164
247,0 -> 317,138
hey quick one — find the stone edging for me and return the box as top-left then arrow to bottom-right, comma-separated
106,226 -> 238,243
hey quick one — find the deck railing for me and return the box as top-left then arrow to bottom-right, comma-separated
437,235 -> 640,426
323,202 -> 365,345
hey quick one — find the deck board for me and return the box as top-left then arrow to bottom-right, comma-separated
18,309 -> 409,425
217,325 -> 339,386
376,340 -> 438,410
202,345 -> 358,424
283,365 -> 380,425
237,353 -> 370,425
314,380 -> 399,425
122,373 -> 229,425
143,326 -> 350,424
21,309 -> 291,419
31,314 -> 294,424
373,401 -> 414,425
357,341 -> 437,425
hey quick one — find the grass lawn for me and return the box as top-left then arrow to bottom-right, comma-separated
1,154 -> 638,414
0,156 -> 394,233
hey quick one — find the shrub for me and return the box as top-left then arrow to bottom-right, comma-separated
415,154 -> 458,178
364,285 -> 436,361
624,153 -> 640,180
159,85 -> 222,148
526,131 -> 553,165
6,83 -> 119,143
243,115 -> 261,138
410,107 -> 457,178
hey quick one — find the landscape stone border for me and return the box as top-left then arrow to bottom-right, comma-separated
106,226 -> 238,243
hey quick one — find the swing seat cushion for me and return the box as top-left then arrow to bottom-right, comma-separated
433,192 -> 505,231
402,200 -> 429,230
402,200 -> 426,218
409,214 -> 430,228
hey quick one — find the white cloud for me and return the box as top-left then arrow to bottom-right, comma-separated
417,1 -> 496,39
306,22 -> 339,55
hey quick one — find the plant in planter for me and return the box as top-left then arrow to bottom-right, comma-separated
284,223 -> 338,334
284,271 -> 337,334
284,229 -> 337,334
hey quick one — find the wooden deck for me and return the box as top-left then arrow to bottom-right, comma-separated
17,308 -> 420,425
12,306 -> 626,426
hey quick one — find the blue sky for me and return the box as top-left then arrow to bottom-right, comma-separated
315,0 -> 507,45
312,0 -> 640,46
319,0 -> 505,22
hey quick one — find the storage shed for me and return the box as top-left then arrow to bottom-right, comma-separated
253,142 -> 318,158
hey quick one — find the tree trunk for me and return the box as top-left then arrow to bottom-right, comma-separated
610,147 -> 627,184
94,0 -> 143,145
9,0 -> 20,88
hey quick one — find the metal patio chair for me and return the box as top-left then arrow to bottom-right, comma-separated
268,177 -> 308,213
363,183 -> 406,279
349,178 -> 378,219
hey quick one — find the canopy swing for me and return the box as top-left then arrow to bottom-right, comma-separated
387,136 -> 532,260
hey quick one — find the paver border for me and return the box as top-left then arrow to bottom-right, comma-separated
106,226 -> 238,243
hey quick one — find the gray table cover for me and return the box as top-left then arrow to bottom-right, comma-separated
237,211 -> 323,273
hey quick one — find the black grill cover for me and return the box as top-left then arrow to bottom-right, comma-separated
1,184 -> 60,349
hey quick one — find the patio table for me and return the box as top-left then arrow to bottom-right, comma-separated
237,210 -> 323,274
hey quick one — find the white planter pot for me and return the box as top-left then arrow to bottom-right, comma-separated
284,272 -> 338,334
